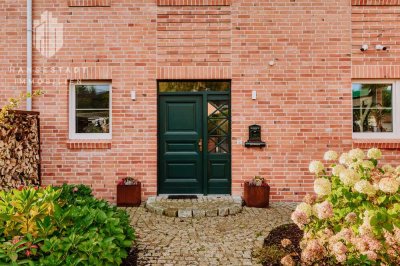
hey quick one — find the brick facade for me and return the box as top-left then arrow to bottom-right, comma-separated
0,0 -> 399,202
352,1 -> 400,168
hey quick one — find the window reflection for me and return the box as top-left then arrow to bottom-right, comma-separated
75,85 -> 110,134
208,100 -> 230,153
159,81 -> 230,92
352,84 -> 393,133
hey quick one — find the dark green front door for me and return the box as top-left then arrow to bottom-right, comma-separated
159,96 -> 203,194
158,81 -> 231,195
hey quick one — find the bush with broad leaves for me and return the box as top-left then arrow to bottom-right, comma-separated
292,148 -> 400,265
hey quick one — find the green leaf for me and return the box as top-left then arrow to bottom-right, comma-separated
377,195 -> 387,205
9,253 -> 18,262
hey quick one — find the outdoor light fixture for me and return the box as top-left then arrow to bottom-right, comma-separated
252,90 -> 257,100
375,44 -> 387,51
360,44 -> 369,52
131,90 -> 136,101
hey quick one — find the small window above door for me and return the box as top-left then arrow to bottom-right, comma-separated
158,81 -> 230,93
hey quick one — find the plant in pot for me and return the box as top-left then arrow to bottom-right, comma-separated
117,177 -> 141,207
243,176 -> 270,208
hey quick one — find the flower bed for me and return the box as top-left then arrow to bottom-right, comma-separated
291,148 -> 400,265
0,184 -> 136,265
255,223 -> 303,266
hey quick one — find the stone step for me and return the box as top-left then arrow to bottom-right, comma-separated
145,196 -> 244,218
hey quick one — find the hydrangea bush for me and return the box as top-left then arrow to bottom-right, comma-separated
292,148 -> 400,265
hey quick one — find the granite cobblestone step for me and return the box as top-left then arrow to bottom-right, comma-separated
145,196 -> 244,218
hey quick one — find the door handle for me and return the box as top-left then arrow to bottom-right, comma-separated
198,138 -> 203,152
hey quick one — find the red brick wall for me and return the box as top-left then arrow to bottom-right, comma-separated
31,0 -> 158,201
8,0 -> 400,203
0,0 -> 27,107
230,0 -> 352,201
157,5 -> 231,79
351,1 -> 400,171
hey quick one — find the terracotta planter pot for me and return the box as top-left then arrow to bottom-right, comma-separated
117,182 -> 141,207
243,182 -> 270,208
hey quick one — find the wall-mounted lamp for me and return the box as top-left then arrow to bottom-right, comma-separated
360,44 -> 369,52
131,90 -> 136,101
375,44 -> 387,51
252,90 -> 257,100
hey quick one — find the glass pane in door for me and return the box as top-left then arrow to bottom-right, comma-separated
207,100 -> 230,154
159,81 -> 230,93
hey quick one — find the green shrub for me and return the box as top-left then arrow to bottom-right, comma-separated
0,185 -> 135,265
57,184 -> 93,206
292,148 -> 400,265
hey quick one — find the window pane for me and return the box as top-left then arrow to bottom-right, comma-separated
352,83 -> 393,133
76,85 -> 110,109
159,81 -> 230,92
207,100 -> 230,153
76,110 -> 110,133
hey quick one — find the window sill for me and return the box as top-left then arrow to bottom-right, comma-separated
353,140 -> 400,150
67,141 -> 111,150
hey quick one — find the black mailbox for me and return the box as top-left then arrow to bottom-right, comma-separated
245,124 -> 266,148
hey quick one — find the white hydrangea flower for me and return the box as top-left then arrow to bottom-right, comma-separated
379,178 -> 400,194
361,160 -> 375,170
382,164 -> 395,173
349,148 -> 365,161
367,148 -> 382,160
324,150 -> 338,161
348,160 -> 362,170
354,180 -> 376,196
339,153 -> 352,166
396,166 -> 400,175
309,161 -> 324,175
339,169 -> 361,186
296,202 -> 313,217
314,178 -> 332,196
332,165 -> 345,176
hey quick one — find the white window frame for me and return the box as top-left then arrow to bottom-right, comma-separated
352,80 -> 400,140
69,82 -> 112,140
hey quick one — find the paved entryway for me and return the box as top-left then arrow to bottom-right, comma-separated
126,202 -> 296,265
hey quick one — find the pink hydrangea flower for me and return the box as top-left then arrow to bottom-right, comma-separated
291,210 -> 309,229
315,201 -> 333,220
301,239 -> 326,264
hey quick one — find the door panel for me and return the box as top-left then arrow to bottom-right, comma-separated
159,96 -> 203,194
206,95 -> 231,194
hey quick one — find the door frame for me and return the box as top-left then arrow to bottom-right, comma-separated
157,80 -> 232,195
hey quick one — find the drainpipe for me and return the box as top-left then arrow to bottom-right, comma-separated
26,0 -> 32,111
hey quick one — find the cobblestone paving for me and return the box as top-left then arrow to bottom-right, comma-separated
127,202 -> 297,266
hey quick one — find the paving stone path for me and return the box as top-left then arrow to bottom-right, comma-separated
126,202 -> 297,265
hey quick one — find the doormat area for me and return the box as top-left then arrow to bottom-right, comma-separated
167,195 -> 198,200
